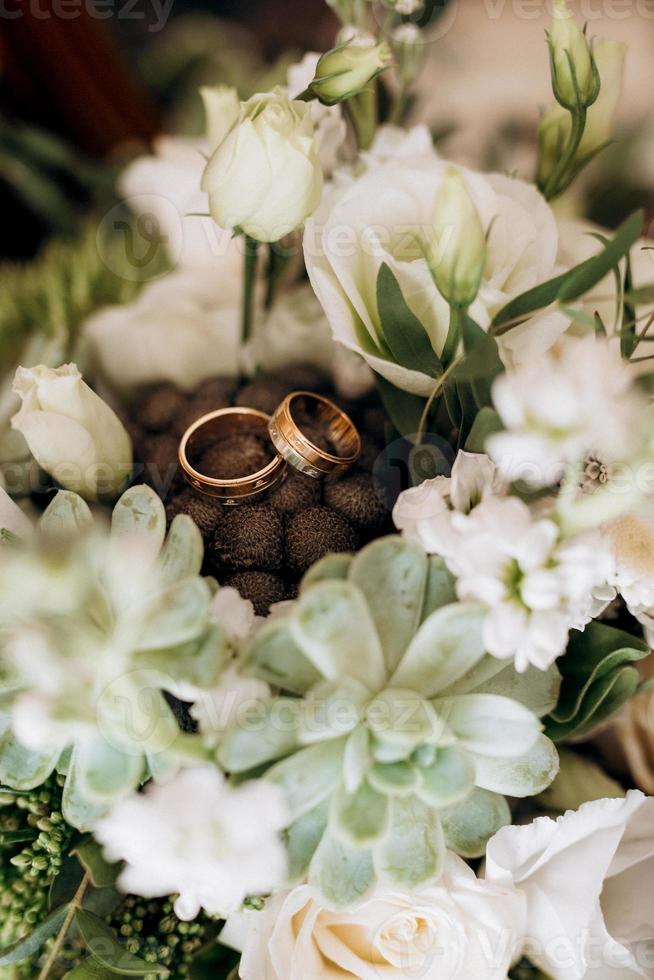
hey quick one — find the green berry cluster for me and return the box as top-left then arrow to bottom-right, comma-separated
107,897 -> 214,978
0,774 -> 73,952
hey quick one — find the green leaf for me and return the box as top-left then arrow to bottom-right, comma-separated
110,486 -> 166,567
72,839 -> 121,888
455,314 -> 503,408
557,210 -> 644,303
157,515 -> 204,586
0,828 -> 38,844
493,211 -> 644,333
545,622 -> 649,740
39,490 -> 93,540
374,794 -> 444,889
348,536 -> 428,676
291,581 -> 386,692
464,408 -> 503,454
244,620 -> 322,696
218,699 -> 302,773
420,556 -> 458,622
266,738 -> 347,821
376,263 -> 443,377
309,833 -> 375,910
0,729 -> 59,790
415,745 -> 476,809
63,958 -> 122,979
331,780 -> 390,847
391,603 -> 487,698
374,374 -> 426,437
0,903 -> 70,965
286,801 -> 329,884
301,553 -> 354,589
75,909 -> 168,976
472,734 -> 559,797
435,693 -> 541,757
369,760 -> 419,796
442,787 -> 511,858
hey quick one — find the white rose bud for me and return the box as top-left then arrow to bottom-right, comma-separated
383,0 -> 424,13
309,41 -> 392,107
392,24 -> 425,87
426,167 -> 487,308
11,364 -> 133,502
201,88 -> 323,243
548,0 -> 598,109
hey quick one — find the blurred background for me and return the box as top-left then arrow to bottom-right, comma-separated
1,0 -> 654,261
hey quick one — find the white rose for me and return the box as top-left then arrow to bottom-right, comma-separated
86,267 -> 242,392
486,790 -> 654,979
11,364 -> 132,502
202,88 -> 323,243
223,854 -> 524,980
303,150 -> 568,395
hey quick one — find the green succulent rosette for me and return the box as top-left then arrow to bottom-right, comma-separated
219,536 -> 561,908
0,486 -> 229,832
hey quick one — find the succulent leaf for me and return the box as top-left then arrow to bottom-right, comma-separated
374,794 -> 445,889
308,833 -> 375,910
472,733 -> 560,797
244,619 -> 322,695
331,780 -> 390,847
434,694 -> 542,758
441,788 -> 511,858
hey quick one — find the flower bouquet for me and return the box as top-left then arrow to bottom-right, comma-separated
1,0 -> 654,977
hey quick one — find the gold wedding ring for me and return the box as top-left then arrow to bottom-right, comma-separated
179,408 -> 287,504
268,392 -> 361,479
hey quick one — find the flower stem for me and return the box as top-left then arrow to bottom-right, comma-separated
37,870 -> 90,980
543,105 -> 586,200
241,236 -> 259,344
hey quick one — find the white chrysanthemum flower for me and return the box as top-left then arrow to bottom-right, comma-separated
393,451 -> 503,556
488,335 -> 647,488
95,766 -> 289,921
446,496 -> 611,672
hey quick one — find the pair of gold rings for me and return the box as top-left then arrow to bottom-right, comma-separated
178,391 -> 361,505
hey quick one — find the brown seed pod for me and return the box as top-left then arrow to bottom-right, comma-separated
323,469 -> 389,533
211,503 -> 284,571
285,505 -> 358,574
223,571 -> 287,616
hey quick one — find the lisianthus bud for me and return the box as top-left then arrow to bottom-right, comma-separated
538,39 -> 626,187
11,364 -> 133,502
426,168 -> 487,308
202,88 -> 323,243
548,0 -> 598,109
309,41 -> 392,107
199,85 -> 240,150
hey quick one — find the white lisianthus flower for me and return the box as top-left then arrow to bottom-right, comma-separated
11,364 -> 132,502
488,335 -> 647,488
485,790 -> 654,980
95,767 -> 289,921
202,88 -> 323,243
244,285 -> 374,399
445,495 -> 611,672
119,89 -> 242,272
86,268 -> 242,393
393,451 -> 502,556
287,53 -> 347,175
222,854 -> 524,980
303,152 -> 570,395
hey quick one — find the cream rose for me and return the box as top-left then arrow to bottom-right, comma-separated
202,88 -> 323,243
303,144 -> 569,395
222,855 -> 524,980
86,267 -> 242,392
486,790 -> 654,979
11,364 -> 132,502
